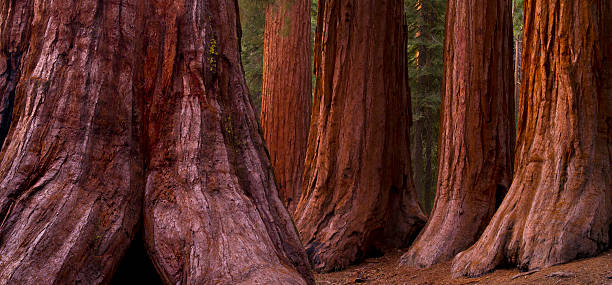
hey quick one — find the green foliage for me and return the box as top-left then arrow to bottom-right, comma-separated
513,0 -> 524,39
238,0 -> 270,115
405,0 -> 446,212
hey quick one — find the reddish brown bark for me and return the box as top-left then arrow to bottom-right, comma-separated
0,1 -> 143,283
452,0 -> 612,277
0,0 -> 315,283
294,0 -> 427,272
261,0 -> 312,215
400,0 -> 516,269
141,0 -> 313,283
0,0 -> 32,151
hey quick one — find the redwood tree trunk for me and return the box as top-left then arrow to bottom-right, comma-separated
0,0 -> 314,284
294,0 -> 426,272
452,0 -> 612,277
261,0 -> 312,215
401,0 -> 515,269
0,1 -> 143,283
0,0 -> 31,151
141,0 -> 313,283
144,0 -> 314,284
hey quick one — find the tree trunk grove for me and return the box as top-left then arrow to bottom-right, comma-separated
0,0 -> 314,284
294,0 -> 427,273
401,0 -> 515,269
261,0 -> 312,215
452,0 -> 612,277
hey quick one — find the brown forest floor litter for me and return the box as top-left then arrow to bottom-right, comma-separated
315,249 -> 612,284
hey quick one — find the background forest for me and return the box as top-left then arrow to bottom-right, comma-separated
238,0 -> 525,213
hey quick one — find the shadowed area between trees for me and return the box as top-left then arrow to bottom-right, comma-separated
111,230 -> 163,285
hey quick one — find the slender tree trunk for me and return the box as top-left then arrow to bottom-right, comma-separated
412,121 -> 426,207
453,0 -> 612,277
0,1 -> 143,283
294,0 -> 426,273
401,0 -> 515,269
422,121 -> 435,213
0,0 -> 315,284
141,0 -> 313,283
261,0 -> 312,215
514,12 -> 522,118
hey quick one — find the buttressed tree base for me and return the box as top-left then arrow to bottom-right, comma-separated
0,0 -> 314,284
294,0 -> 426,273
452,0 -> 612,277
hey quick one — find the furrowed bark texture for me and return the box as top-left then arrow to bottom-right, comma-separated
294,0 -> 427,272
0,0 -> 32,151
0,0 -> 315,284
452,0 -> 612,277
0,0 -> 144,283
400,0 -> 515,269
141,0 -> 314,284
261,0 -> 312,215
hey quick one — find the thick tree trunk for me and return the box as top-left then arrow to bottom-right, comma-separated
401,0 -> 515,269
294,0 -> 427,273
452,0 -> 612,277
261,0 -> 312,215
0,1 -> 144,283
141,0 -> 313,284
0,0 -> 315,284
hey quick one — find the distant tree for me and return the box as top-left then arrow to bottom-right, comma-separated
453,0 -> 612,277
261,0 -> 312,214
294,0 -> 426,272
401,0 -> 515,269
404,0 -> 446,213
238,0 -> 269,114
512,0 -> 523,117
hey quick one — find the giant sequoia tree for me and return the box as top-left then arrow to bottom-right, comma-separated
261,0 -> 312,214
0,0 -> 314,284
294,0 -> 427,272
400,0 -> 515,269
452,0 -> 612,277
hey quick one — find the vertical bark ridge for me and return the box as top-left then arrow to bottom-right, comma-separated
261,0 -> 312,215
0,0 -> 144,283
452,0 -> 612,277
141,0 -> 314,283
401,0 -> 515,269
0,0 -> 33,151
295,0 -> 426,273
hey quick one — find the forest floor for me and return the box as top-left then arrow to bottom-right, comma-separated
315,249 -> 612,284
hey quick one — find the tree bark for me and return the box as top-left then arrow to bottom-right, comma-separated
294,0 -> 427,272
422,120 -> 435,213
412,120 -> 426,208
452,0 -> 612,277
141,0 -> 313,283
0,0 -> 32,151
401,0 -> 515,269
0,1 -> 144,283
0,0 -> 315,284
261,0 -> 312,215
